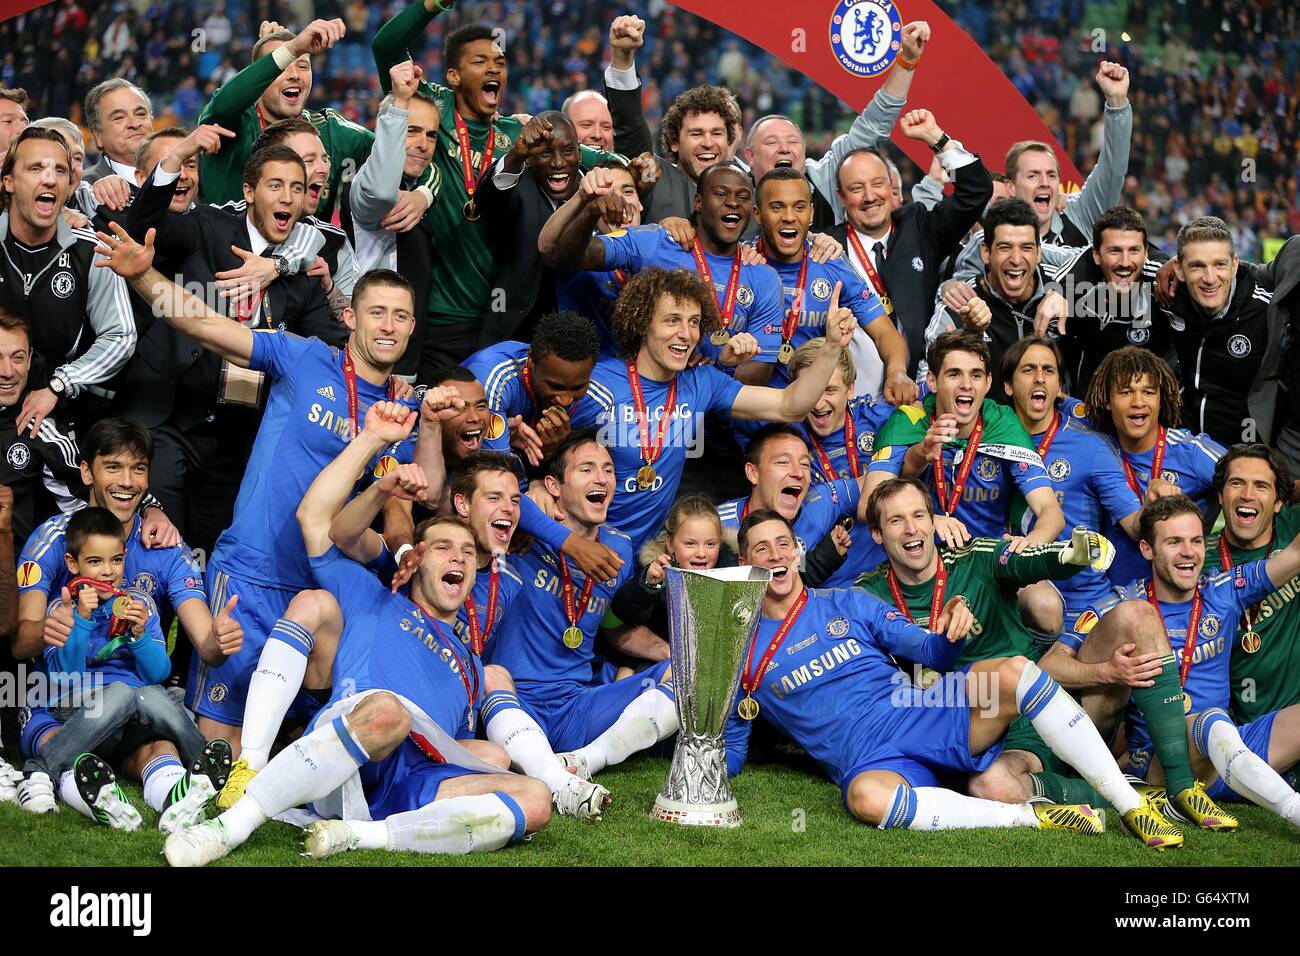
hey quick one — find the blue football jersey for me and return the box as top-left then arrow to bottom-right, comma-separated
18,512 -> 206,613
722,587 -> 963,781
311,546 -> 482,738
1106,428 -> 1226,586
717,478 -> 860,542
211,332 -> 417,591
555,268 -> 623,358
465,340 -> 596,445
573,357 -> 743,552
484,527 -> 634,705
451,557 -> 525,655
801,397 -> 894,485
768,250 -> 887,389
595,225 -> 786,368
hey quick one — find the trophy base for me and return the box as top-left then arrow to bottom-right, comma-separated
651,794 -> 742,828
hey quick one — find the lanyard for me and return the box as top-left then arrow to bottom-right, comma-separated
886,556 -> 948,628
1145,581 -> 1203,688
462,562 -> 499,656
410,598 -> 480,732
691,238 -> 743,329
627,360 -> 677,469
810,413 -> 860,480
1122,426 -> 1166,497
933,417 -> 984,516
739,587 -> 808,700
1036,409 -> 1062,458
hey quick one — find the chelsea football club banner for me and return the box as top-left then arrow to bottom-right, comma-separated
670,0 -> 1086,187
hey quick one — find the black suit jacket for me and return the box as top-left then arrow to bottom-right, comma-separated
828,156 -> 992,375
476,164 -> 561,346
119,174 -> 344,429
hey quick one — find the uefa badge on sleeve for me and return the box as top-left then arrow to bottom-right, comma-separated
830,0 -> 902,78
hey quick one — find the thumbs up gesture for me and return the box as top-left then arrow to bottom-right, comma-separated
213,594 -> 244,657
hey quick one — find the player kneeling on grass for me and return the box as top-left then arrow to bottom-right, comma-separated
726,509 -> 1180,848
164,402 -> 552,866
21,507 -> 234,832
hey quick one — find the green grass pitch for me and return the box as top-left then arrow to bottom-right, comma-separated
2,756 -> 1298,867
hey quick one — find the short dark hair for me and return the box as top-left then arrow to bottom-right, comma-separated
531,311 -> 599,366
445,23 -> 498,72
1092,205 -> 1147,251
2,127 -> 72,210
450,451 -> 519,506
737,507 -> 793,556
744,422 -> 807,466
352,269 -> 415,314
998,335 -> 1062,387
243,143 -> 305,188
927,329 -> 990,377
982,198 -> 1040,247
81,418 -> 153,467
252,30 -> 296,63
756,165 -> 810,201
834,145 -> 890,192
1212,443 -> 1296,502
609,267 -> 720,360
134,125 -> 189,174
696,159 -> 752,194
546,427 -> 603,482
66,507 -> 127,558
1084,347 -> 1181,438
428,364 -> 478,387
1140,493 -> 1205,547
413,513 -> 475,546
251,117 -> 321,155
865,476 -> 933,532
0,306 -> 30,342
660,85 -> 742,157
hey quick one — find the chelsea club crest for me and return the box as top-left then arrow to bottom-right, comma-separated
830,0 -> 902,78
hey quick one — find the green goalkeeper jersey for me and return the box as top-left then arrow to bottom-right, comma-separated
196,49 -> 378,220
856,537 -> 1083,669
373,0 -> 621,325
1204,504 -> 1300,723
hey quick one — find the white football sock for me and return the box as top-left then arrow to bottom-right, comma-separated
571,686 -> 678,775
1196,710 -> 1300,827
1015,660 -> 1141,814
880,784 -> 1037,830
480,691 -> 572,793
223,714 -> 369,847
141,754 -> 187,812
354,792 -> 523,855
240,620 -> 314,771
59,770 -> 95,821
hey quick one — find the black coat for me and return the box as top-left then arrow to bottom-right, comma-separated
476,165 -> 561,347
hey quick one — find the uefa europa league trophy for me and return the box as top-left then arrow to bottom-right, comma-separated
652,565 -> 772,828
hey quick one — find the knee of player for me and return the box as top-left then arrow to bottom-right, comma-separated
968,766 -> 1024,804
1111,600 -> 1167,651
285,588 -> 341,634
352,691 -> 411,748
997,656 -> 1031,696
483,664 -> 515,694
518,777 -> 553,832
1018,584 -> 1063,635
845,775 -> 893,826
478,741 -> 511,770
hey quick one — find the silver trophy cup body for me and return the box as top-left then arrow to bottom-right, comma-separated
652,565 -> 772,827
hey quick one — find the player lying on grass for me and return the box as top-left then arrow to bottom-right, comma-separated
164,401 -> 555,866
1049,493 -> 1300,831
726,508 -> 1182,849
21,507 -> 233,833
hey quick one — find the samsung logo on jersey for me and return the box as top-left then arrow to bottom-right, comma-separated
307,403 -> 354,440
770,638 -> 862,699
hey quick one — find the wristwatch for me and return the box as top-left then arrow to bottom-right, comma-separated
929,132 -> 951,154
49,374 -> 68,402
272,254 -> 290,277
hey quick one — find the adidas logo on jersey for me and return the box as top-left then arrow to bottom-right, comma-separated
317,386 -> 336,401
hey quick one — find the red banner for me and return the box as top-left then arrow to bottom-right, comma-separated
669,0 -> 1084,185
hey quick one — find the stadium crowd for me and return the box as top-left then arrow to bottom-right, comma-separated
0,0 -> 1297,865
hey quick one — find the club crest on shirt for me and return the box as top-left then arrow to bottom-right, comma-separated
6,442 -> 29,469
912,256 -> 924,272
829,0 -> 902,77
1228,334 -> 1251,358
1128,327 -> 1150,345
1200,614 -> 1222,638
494,130 -> 512,150
977,458 -> 999,481
811,277 -> 832,300
132,572 -> 157,595
51,271 -> 75,298
208,683 -> 228,703
736,285 -> 755,307
1048,458 -> 1070,481
826,615 -> 849,637
857,431 -> 874,455
1161,470 -> 1178,484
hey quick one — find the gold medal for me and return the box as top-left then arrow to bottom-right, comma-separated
778,343 -> 794,365
111,595 -> 131,617
562,626 -> 584,649
1241,631 -> 1262,654
1183,692 -> 1193,714
710,329 -> 730,347
737,695 -> 760,721
463,199 -> 480,221
636,463 -> 657,490
879,294 -> 893,314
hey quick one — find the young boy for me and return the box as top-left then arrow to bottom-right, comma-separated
20,508 -> 232,832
